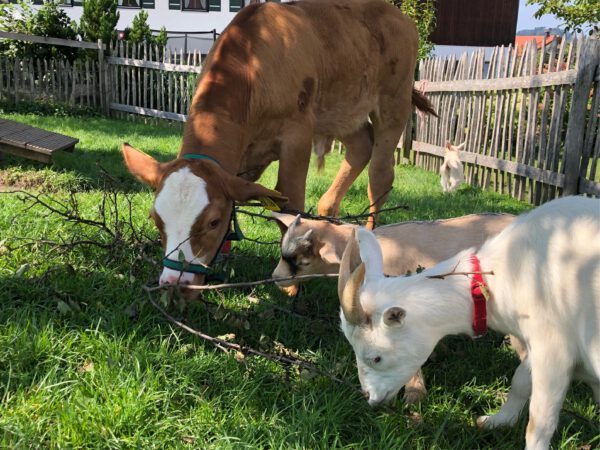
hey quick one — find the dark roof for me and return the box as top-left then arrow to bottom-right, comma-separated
430,0 -> 519,46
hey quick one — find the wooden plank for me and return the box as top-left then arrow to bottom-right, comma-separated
0,121 -> 29,138
2,127 -> 55,147
0,31 -> 105,50
27,133 -> 78,153
424,69 -> 577,92
413,141 -> 565,187
109,102 -> 187,122
106,56 -> 203,73
0,142 -> 52,164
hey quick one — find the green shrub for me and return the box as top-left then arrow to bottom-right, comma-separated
0,0 -> 78,60
78,0 -> 119,45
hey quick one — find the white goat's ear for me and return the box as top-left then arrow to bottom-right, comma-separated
271,212 -> 301,230
356,228 -> 384,283
456,142 -> 466,151
383,306 -> 406,327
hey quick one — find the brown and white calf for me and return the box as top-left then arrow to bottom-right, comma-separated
122,0 -> 435,292
271,211 -> 516,403
338,196 -> 600,450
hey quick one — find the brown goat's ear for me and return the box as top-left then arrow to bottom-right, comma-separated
122,143 -> 165,189
319,241 -> 340,265
445,141 -> 452,150
383,306 -> 406,327
271,212 -> 301,229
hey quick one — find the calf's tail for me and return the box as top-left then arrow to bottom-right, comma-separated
412,88 -> 438,117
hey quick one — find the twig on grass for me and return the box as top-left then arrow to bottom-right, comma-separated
143,273 -> 339,293
143,285 -> 357,390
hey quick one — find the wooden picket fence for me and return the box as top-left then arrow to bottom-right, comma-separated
1,31 -> 599,203
105,41 -> 202,122
412,37 -> 600,204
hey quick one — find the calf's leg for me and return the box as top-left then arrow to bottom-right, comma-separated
275,125 -> 313,297
317,122 -> 373,218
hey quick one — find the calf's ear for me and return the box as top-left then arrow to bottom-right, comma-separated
122,143 -> 165,189
383,306 -> 406,327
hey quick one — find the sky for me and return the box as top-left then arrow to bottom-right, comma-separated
516,0 -> 562,31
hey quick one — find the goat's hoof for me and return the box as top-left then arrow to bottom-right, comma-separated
403,388 -> 426,405
476,415 -> 490,429
280,284 -> 299,297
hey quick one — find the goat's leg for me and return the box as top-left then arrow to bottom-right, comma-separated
403,368 -> 427,404
317,123 -> 373,218
524,347 -> 572,450
477,357 -> 532,429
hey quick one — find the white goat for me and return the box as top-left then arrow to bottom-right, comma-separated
338,196 -> 600,450
440,142 -> 465,193
272,211 -> 516,404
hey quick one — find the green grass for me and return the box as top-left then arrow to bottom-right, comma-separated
0,113 -> 598,449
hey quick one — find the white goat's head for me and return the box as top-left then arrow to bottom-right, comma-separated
338,228 -> 435,406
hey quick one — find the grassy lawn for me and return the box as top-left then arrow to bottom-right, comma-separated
0,112 -> 598,449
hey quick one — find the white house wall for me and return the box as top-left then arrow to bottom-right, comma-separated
55,1 -> 241,53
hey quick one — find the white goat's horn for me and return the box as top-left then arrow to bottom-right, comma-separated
341,262 -> 366,325
338,229 -> 361,300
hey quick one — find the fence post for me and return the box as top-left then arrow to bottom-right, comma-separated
562,38 -> 600,196
98,38 -> 108,115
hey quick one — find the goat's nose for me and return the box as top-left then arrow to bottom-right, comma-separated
362,390 -> 370,401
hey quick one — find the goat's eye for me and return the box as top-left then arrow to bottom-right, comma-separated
208,219 -> 220,229
373,356 -> 382,364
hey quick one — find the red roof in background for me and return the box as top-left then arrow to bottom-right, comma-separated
515,35 -> 562,50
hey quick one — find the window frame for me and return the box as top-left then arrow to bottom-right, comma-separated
181,0 -> 210,12
117,0 -> 143,9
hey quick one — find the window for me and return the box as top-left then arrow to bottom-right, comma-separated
59,0 -> 74,6
118,0 -> 141,8
182,0 -> 208,11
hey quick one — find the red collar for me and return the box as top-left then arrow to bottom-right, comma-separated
469,254 -> 489,337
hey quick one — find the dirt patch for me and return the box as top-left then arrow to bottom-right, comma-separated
0,169 -> 67,192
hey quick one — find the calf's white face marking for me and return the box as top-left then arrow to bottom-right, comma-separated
154,167 -> 209,285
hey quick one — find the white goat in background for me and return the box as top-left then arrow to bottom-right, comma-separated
338,196 -> 600,450
440,142 -> 465,193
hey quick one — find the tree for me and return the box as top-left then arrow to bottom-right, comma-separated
127,10 -> 152,44
392,0 -> 437,60
0,0 -> 78,59
78,0 -> 120,44
527,0 -> 600,34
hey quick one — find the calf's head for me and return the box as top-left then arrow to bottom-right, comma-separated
338,229 -> 434,406
271,212 -> 341,286
122,143 -> 286,293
